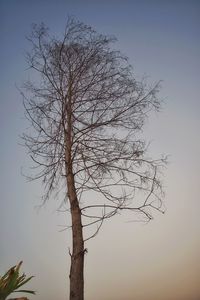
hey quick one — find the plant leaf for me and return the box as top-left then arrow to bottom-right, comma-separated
15,289 -> 36,295
15,276 -> 35,289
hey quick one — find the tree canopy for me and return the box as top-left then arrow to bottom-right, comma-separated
22,18 -> 166,241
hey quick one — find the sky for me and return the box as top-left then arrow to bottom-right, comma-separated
0,0 -> 200,299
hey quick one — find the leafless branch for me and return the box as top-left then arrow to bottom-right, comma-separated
22,17 -> 166,242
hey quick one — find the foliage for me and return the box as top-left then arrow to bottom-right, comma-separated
0,261 -> 35,300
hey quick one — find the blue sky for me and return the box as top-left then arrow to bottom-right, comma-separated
0,1 -> 200,300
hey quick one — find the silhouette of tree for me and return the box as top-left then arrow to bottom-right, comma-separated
22,17 -> 166,300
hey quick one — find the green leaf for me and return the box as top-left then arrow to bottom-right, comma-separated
0,262 -> 35,298
15,276 -> 35,290
15,289 -> 36,295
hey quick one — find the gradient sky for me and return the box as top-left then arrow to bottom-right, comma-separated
0,1 -> 200,299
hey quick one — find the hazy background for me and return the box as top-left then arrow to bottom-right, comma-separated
0,1 -> 199,299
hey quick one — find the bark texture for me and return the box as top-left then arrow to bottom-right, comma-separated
65,93 -> 85,300
67,172 -> 84,300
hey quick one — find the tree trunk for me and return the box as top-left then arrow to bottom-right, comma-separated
67,171 -> 84,300
65,85 -> 84,300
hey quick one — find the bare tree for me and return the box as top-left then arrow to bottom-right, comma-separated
22,18 -> 166,300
